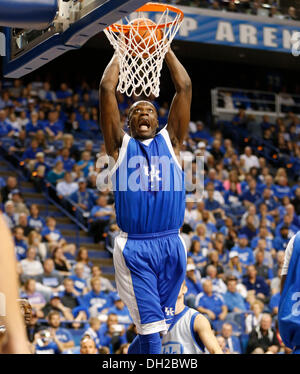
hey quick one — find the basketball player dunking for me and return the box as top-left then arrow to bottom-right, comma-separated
99,48 -> 191,354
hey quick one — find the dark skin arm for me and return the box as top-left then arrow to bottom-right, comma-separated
280,274 -> 286,293
99,52 -> 124,159
165,48 -> 192,148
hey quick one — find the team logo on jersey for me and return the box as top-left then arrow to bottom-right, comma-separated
144,165 -> 162,190
165,307 -> 175,317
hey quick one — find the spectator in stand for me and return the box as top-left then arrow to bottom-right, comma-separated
3,200 -> 18,229
59,278 -> 89,327
253,239 -> 273,269
195,279 -> 228,327
245,299 -> 264,334
98,313 -> 127,354
14,226 -> 28,261
82,317 -> 101,349
241,178 -> 261,207
40,294 -> 74,321
25,111 -> 45,136
74,247 -> 93,279
242,265 -> 270,303
35,258 -> 64,292
223,275 -> 248,313
52,247 -> 72,277
21,139 -> 43,163
202,264 -> 227,294
224,251 -> 245,281
189,120 -> 212,143
82,277 -> 114,317
1,175 -> 18,203
106,294 -> 132,326
21,278 -> 46,313
34,329 -> 63,354
219,323 -> 242,354
38,82 -> 57,102
77,151 -> 94,178
46,160 -> 65,185
44,110 -> 63,141
55,148 -> 75,173
285,6 -> 298,21
41,216 -> 76,256
272,175 -> 292,200
273,225 -> 292,252
0,109 -> 14,137
240,146 -> 260,173
188,240 -> 208,271
47,310 -> 75,350
69,177 -> 94,213
86,265 -> 115,293
80,336 -> 98,354
275,214 -> 299,238
185,259 -> 203,307
69,262 -> 89,295
9,189 -> 29,217
19,246 -> 44,280
27,204 -> 46,233
210,139 -> 225,163
89,194 -> 115,243
246,313 -> 280,354
203,251 -> 225,279
184,198 -> 198,228
231,234 -> 255,269
27,230 -> 47,261
254,250 -> 273,285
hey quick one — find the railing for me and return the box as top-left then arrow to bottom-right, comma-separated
211,87 -> 300,118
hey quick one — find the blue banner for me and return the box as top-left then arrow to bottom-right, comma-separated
146,8 -> 300,54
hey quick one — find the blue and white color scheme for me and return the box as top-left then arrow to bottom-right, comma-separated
111,126 -> 187,335
278,231 -> 300,354
161,306 -> 205,354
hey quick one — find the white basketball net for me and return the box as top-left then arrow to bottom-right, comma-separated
104,7 -> 183,97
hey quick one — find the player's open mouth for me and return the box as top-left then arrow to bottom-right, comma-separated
138,120 -> 150,130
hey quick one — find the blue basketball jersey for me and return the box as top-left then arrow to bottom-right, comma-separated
111,126 -> 185,234
278,231 -> 300,351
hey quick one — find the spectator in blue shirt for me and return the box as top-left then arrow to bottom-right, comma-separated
27,204 -> 46,233
223,275 -> 248,313
69,262 -> 88,295
82,277 -> 114,315
241,178 -> 260,206
25,111 -> 45,136
13,226 -> 28,261
0,109 -> 14,137
272,176 -> 293,200
47,310 -> 75,351
55,148 -> 75,172
89,194 -> 115,243
77,151 -> 94,178
34,329 -> 63,354
275,214 -> 299,238
273,225 -> 291,252
195,279 -> 228,328
21,138 -> 43,162
242,265 -> 270,302
106,294 -> 132,326
190,121 -> 212,143
185,260 -> 203,307
256,188 -> 278,214
45,110 -> 64,140
231,234 -> 255,268
69,177 -> 94,212
98,313 -> 127,353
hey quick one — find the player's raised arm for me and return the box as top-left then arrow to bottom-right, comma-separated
99,52 -> 124,157
165,48 -> 192,145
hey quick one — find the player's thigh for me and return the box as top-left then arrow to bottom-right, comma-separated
158,234 -> 187,316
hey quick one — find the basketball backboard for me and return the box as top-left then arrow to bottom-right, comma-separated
1,0 -> 148,79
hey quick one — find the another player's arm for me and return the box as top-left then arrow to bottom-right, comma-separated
99,52 -> 124,158
0,213 -> 30,354
165,48 -> 192,145
194,314 -> 223,354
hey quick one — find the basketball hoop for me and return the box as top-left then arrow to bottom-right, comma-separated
104,3 -> 184,97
